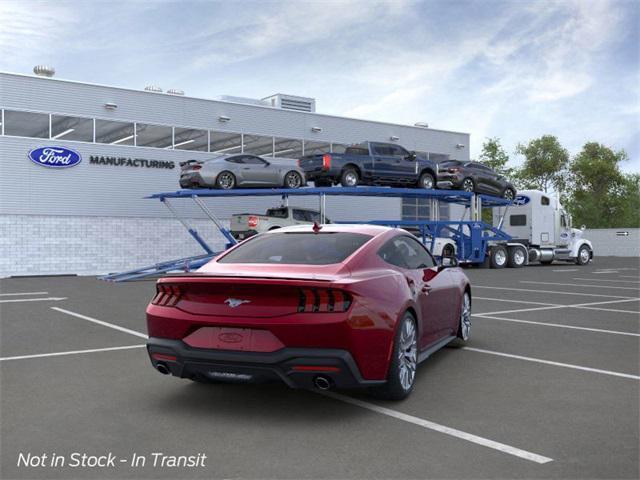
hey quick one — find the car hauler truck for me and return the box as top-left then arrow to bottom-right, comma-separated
490,189 -> 593,268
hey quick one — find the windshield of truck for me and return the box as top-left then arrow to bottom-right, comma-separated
266,208 -> 288,218
218,232 -> 372,265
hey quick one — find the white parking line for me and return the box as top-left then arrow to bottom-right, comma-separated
473,285 -> 636,299
0,291 -> 49,296
319,391 -> 553,464
0,297 -> 67,304
462,347 -> 640,380
474,297 -> 560,307
593,271 -> 620,274
475,298 -> 640,316
520,281 -> 640,291
620,275 -> 640,279
573,278 -> 640,284
552,269 -> 579,272
51,307 -> 148,339
0,345 -> 146,362
473,314 -> 640,337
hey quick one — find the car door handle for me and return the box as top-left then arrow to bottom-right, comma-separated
242,167 -> 251,170
421,284 -> 433,294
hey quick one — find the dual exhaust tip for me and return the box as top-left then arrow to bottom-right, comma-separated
156,363 -> 170,375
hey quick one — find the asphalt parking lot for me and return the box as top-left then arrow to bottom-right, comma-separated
1,257 -> 638,479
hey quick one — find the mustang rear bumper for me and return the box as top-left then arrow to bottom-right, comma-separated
147,337 -> 385,390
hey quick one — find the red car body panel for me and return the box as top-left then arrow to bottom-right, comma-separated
146,225 -> 470,387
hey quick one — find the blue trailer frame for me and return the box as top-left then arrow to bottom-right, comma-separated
100,187 -> 512,281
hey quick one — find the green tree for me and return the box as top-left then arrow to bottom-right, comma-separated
516,135 -> 569,193
479,137 -> 513,177
565,142 -> 638,228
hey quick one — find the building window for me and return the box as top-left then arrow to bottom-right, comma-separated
51,114 -> 93,142
210,131 -> 243,154
243,134 -> 274,156
173,127 -> 208,151
273,137 -> 303,159
3,110 -> 49,138
304,140 -> 331,155
135,123 -> 173,148
95,119 -> 135,145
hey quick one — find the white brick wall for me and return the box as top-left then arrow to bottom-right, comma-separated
584,228 -> 640,257
0,214 -> 230,277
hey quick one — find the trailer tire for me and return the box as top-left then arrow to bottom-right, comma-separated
490,245 -> 508,269
507,246 -> 526,268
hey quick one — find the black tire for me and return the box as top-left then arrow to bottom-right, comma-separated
369,312 -> 418,401
503,188 -> 516,201
455,291 -> 471,342
490,245 -> 508,269
576,245 -> 591,265
507,246 -> 526,268
442,243 -> 455,258
216,171 -> 236,189
461,177 -> 475,192
418,172 -> 435,190
283,170 -> 303,189
340,168 -> 359,187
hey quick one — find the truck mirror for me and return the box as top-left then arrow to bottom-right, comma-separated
581,225 -> 586,231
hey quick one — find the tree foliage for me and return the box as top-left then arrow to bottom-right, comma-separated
515,135 -> 569,193
566,143 -> 639,228
479,137 -> 513,176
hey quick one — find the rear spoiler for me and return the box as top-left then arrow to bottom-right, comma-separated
159,274 -> 337,288
179,160 -> 201,168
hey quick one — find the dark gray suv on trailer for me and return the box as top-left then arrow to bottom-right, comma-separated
437,160 -> 516,200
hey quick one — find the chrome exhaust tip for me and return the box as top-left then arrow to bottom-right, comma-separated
156,363 -> 170,375
314,376 -> 331,390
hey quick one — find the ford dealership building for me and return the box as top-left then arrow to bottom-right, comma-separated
0,70 -> 470,277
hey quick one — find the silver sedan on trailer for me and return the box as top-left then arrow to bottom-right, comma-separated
179,154 -> 307,189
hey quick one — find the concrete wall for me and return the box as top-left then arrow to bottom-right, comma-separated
584,228 -> 640,257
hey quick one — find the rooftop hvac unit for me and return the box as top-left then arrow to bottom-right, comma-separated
33,65 -> 55,77
167,89 -> 185,95
262,94 -> 316,113
144,85 -> 163,93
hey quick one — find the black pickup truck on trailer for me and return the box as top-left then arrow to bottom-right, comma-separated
298,141 -> 439,189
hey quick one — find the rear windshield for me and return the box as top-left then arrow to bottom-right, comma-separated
218,232 -> 372,265
266,208 -> 288,218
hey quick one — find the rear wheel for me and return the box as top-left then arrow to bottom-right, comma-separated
340,168 -> 359,187
369,312 -> 417,400
457,292 -> 471,341
284,171 -> 303,189
461,177 -> 475,192
216,171 -> 236,189
418,172 -> 435,190
490,245 -> 507,269
507,246 -> 526,268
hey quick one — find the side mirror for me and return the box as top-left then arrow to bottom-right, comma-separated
581,224 -> 586,231
407,151 -> 417,161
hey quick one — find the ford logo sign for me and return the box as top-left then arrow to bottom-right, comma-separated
28,146 -> 82,168
513,195 -> 530,206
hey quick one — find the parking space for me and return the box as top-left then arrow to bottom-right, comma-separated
1,256 -> 638,479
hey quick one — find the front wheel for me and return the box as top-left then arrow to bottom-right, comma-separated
576,245 -> 591,265
457,292 -> 471,341
216,171 -> 236,189
369,312 -> 417,400
418,172 -> 435,190
284,171 -> 303,189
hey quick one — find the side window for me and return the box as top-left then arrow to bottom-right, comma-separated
292,209 -> 308,221
389,145 -> 410,158
510,214 -> 527,226
226,156 -> 244,164
541,196 -> 550,206
307,211 -> 321,223
378,236 -> 436,270
372,144 -> 392,156
561,214 -> 567,228
242,155 -> 267,165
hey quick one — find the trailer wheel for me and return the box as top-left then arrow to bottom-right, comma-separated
576,245 -> 591,265
507,246 -> 526,268
490,245 -> 507,269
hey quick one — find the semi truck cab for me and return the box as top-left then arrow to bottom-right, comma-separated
493,190 -> 593,265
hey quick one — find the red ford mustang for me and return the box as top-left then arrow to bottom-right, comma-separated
146,224 -> 471,399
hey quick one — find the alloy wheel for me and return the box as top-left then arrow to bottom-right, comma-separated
494,248 -> 507,266
460,293 -> 471,341
579,246 -> 590,264
285,172 -> 302,188
504,189 -> 515,200
398,319 -> 418,391
218,172 -> 235,189
462,179 -> 474,192
344,172 -> 358,186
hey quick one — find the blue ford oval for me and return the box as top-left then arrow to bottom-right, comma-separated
28,146 -> 82,168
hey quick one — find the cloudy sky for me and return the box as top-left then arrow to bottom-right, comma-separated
1,0 -> 638,171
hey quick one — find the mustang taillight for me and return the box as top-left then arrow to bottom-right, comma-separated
322,154 -> 332,171
298,288 -> 351,313
151,284 -> 182,307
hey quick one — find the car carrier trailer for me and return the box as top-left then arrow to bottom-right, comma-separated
99,186 -> 593,282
